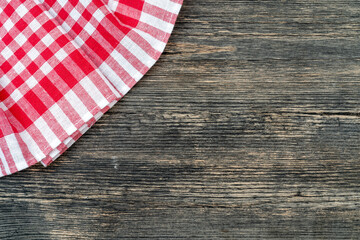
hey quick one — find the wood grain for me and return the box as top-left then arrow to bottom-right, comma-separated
1,0 -> 359,239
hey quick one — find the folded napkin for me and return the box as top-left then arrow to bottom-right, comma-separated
0,0 -> 182,177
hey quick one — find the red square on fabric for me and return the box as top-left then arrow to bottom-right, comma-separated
39,76 -> 63,102
69,50 -> 95,75
55,35 -> 68,48
9,103 -> 33,128
3,33 -> 13,45
119,0 -> 145,10
42,20 -> 57,32
12,76 -> 25,88
28,33 -> 41,46
58,9 -> 69,20
15,18 -> 27,32
29,5 -> 43,17
97,23 -> 120,48
72,22 -> 83,35
54,63 -> 78,88
24,90 -> 48,115
27,62 -> 39,75
14,48 -> 26,60
85,36 -> 110,61
41,48 -> 53,60
0,90 -> 10,101
1,61 -> 12,74
46,0 -> 57,7
82,9 -> 92,21
3,4 -> 15,17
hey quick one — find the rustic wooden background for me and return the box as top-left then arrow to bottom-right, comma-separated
1,0 -> 360,239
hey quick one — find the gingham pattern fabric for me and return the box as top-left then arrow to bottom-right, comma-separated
0,0 -> 182,177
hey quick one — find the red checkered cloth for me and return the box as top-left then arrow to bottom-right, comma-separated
0,0 -> 182,177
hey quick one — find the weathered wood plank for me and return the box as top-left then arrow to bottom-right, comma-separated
0,0 -> 359,239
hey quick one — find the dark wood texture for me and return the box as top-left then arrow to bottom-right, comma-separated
1,0 -> 360,239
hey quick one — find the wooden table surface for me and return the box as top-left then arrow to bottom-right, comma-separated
1,0 -> 360,239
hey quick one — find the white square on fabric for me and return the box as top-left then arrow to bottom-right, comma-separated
54,48 -> 67,61
48,8 -> 58,20
58,0 -> 67,7
15,4 -> 27,18
0,102 -> 8,111
40,62 -> 52,75
28,47 -> 40,61
29,19 -> 41,32
107,0 -> 118,11
3,19 -> 14,32
74,36 -> 85,47
1,46 -> 13,60
26,76 -> 38,89
70,9 -> 81,21
84,22 -> 96,35
42,34 -> 54,47
0,75 -> 11,88
10,89 -> 23,102
93,10 -> 105,23
81,0 -> 91,8
13,61 -> 25,74
15,33 -> 27,46
61,22 -> 71,33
